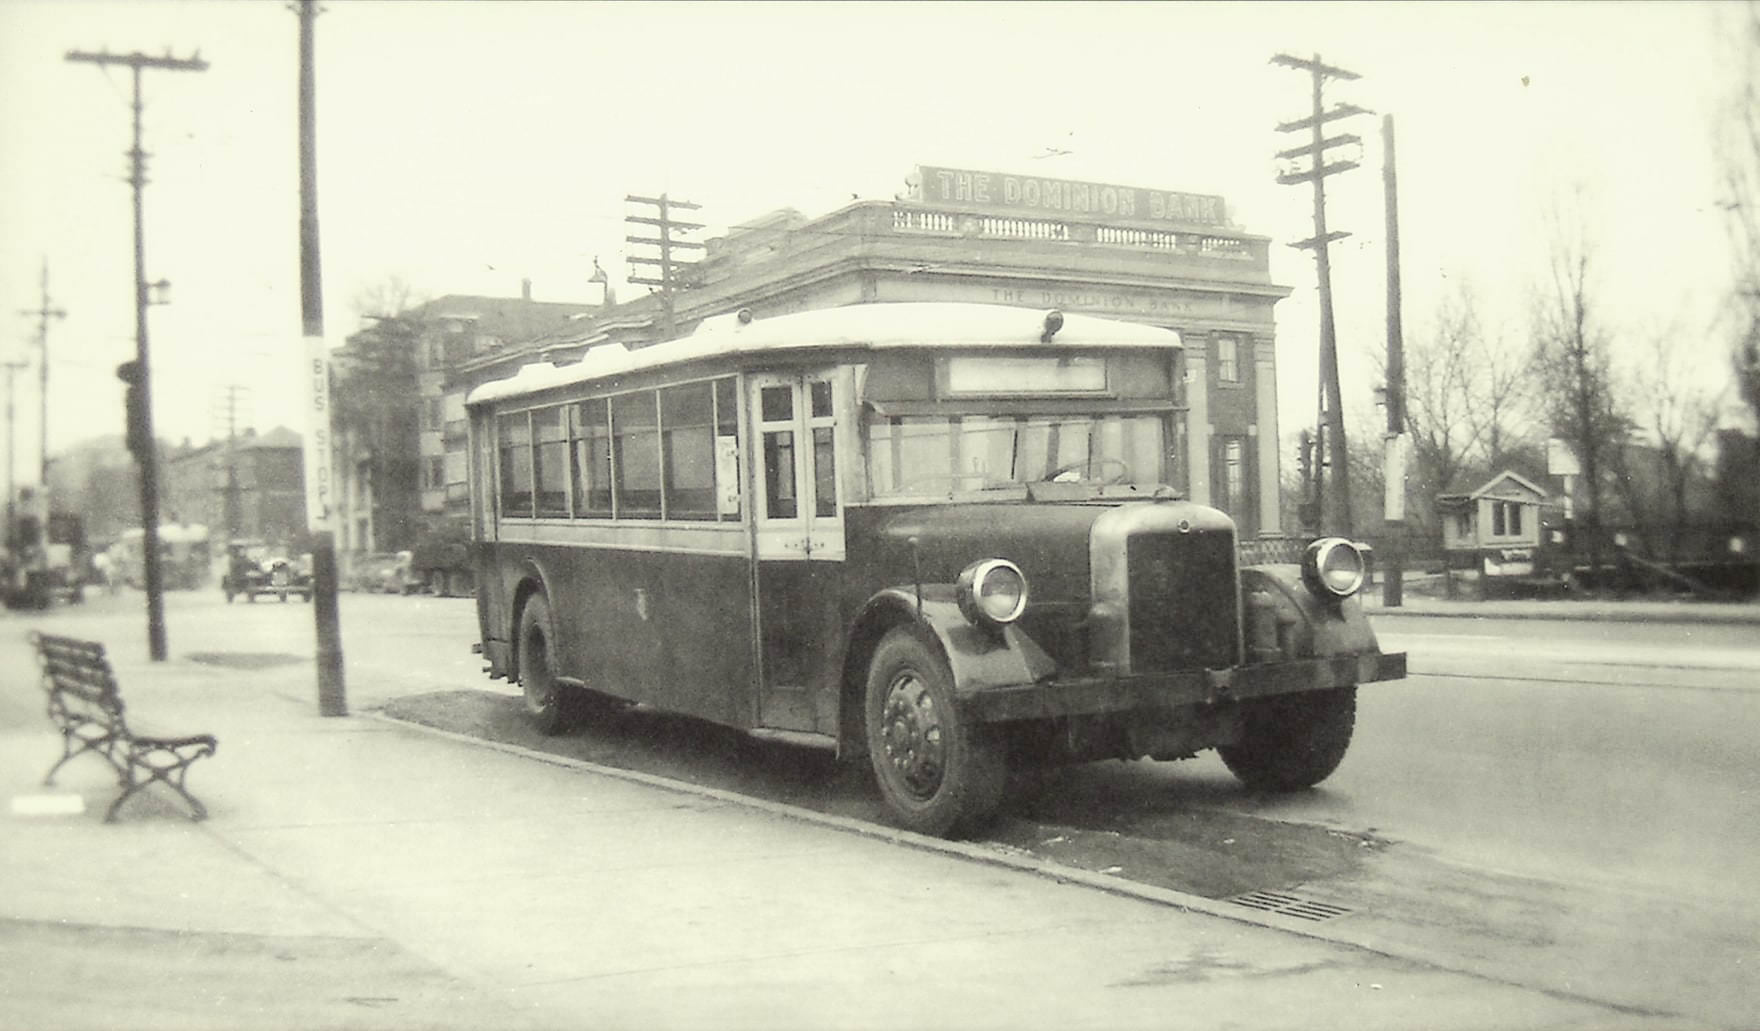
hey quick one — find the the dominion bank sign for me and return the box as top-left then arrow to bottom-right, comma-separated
911,164 -> 1229,228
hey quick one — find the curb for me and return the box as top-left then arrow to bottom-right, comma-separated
1363,604 -> 1760,626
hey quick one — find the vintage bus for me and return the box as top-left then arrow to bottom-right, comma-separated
466,302 -> 1405,837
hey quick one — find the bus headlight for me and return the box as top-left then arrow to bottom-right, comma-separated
1302,537 -> 1366,598
956,559 -> 1029,626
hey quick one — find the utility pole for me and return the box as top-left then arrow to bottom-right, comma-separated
18,261 -> 66,491
66,47 -> 207,661
3,358 -> 27,563
1381,114 -> 1408,607
1273,52 -> 1369,538
296,0 -> 347,717
212,384 -> 249,540
625,193 -> 704,340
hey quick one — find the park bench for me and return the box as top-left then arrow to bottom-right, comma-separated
30,631 -> 218,823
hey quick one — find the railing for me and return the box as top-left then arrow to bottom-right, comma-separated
893,209 -> 961,234
894,204 -> 1259,262
1095,226 -> 1183,250
1195,235 -> 1253,260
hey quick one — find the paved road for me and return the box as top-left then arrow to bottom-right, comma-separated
10,589 -> 1759,1025
1363,612 -> 1760,895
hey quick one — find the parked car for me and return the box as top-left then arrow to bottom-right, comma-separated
221,541 -> 312,603
378,550 -> 416,594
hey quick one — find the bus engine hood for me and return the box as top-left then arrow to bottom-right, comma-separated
844,498 -> 1240,675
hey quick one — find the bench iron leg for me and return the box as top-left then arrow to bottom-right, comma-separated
106,747 -> 214,823
43,729 -> 125,788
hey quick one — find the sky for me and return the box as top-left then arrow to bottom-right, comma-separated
0,0 -> 1746,478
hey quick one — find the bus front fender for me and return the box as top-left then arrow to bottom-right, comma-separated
854,587 -> 1058,696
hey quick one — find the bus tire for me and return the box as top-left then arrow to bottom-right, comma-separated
1218,686 -> 1356,791
517,593 -> 580,735
864,626 -> 1007,838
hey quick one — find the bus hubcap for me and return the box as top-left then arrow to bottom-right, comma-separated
881,670 -> 944,798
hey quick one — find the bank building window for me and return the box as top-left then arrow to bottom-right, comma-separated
1215,334 -> 1240,384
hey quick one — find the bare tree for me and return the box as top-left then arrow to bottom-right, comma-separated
332,279 -> 426,553
350,274 -> 424,324
1395,278 -> 1537,538
1608,328 -> 1726,563
1716,3 -> 1760,557
1531,200 -> 1630,579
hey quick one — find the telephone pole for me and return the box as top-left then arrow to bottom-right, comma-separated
3,358 -> 27,556
1273,52 -> 1369,538
18,261 -> 65,490
66,47 -> 208,661
297,0 -> 348,717
1381,114 -> 1408,607
626,193 -> 704,340
212,384 -> 249,539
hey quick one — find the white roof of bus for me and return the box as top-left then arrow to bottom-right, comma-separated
466,302 -> 1182,406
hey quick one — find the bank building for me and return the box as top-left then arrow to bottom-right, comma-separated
341,163 -> 1292,559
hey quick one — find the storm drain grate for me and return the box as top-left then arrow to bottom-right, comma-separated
1227,890 -> 1353,922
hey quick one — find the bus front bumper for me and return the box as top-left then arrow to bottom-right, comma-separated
960,651 -> 1406,723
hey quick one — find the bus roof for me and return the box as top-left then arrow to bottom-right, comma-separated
466,302 -> 1182,407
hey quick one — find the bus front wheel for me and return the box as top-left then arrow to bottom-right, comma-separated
517,594 -> 581,735
864,626 -> 1007,838
1218,686 -> 1357,791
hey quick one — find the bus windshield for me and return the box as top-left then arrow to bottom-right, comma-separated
866,412 -> 1167,496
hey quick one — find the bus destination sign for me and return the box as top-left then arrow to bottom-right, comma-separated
913,164 -> 1229,228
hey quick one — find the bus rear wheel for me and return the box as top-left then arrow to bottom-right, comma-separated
864,626 -> 1007,838
1218,686 -> 1357,791
517,594 -> 581,735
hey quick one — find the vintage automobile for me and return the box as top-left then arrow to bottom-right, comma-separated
348,551 -> 416,594
221,541 -> 312,603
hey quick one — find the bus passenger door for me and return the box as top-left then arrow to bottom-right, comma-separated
468,408 -> 508,668
748,371 -> 844,733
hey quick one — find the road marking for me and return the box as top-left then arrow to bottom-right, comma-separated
10,794 -> 85,816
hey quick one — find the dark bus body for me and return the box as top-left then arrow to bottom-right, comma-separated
468,302 -> 1404,836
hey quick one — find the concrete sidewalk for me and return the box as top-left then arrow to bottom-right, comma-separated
0,643 -> 1707,1030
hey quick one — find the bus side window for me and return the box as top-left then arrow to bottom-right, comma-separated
571,398 -> 612,518
714,377 -> 740,520
497,411 -> 533,519
661,382 -> 716,521
760,385 -> 797,519
809,379 -> 836,519
533,407 -> 569,517
613,391 -> 662,519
